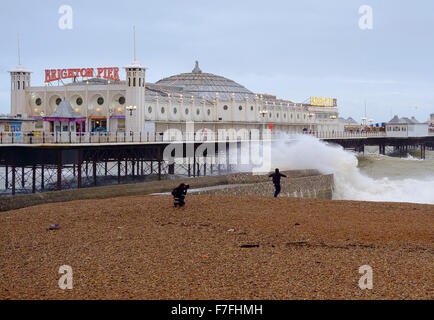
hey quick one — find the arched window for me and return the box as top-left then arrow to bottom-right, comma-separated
133,78 -> 136,87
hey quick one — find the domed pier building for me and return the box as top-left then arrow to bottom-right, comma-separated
6,59 -> 340,135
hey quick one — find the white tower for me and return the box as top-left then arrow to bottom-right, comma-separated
9,34 -> 31,117
124,26 -> 146,133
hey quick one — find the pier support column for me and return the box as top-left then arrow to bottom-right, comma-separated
421,144 -> 426,159
77,154 -> 82,189
57,150 -> 62,191
32,165 -> 36,194
379,144 -> 386,155
5,165 -> 8,190
117,156 -> 121,184
21,167 -> 25,188
188,158 -> 191,177
41,165 -> 44,190
168,163 -> 175,175
193,157 -> 196,177
93,160 -> 97,186
11,166 -> 15,195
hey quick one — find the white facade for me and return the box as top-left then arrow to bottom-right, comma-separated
386,115 -> 429,137
8,61 -> 342,135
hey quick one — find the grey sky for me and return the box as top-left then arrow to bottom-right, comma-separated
1,0 -> 433,122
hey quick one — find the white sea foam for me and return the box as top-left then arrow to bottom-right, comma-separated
270,134 -> 434,204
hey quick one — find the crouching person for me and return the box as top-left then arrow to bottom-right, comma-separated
172,183 -> 190,208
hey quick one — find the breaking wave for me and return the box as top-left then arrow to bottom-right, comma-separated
271,135 -> 434,204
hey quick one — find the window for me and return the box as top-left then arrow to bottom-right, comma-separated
239,105 -> 243,111
35,98 -> 42,106
277,113 -> 279,118
250,106 -> 254,111
185,108 -> 189,115
161,107 -> 165,114
119,96 -> 125,105
196,109 -> 200,115
148,106 -> 152,113
56,98 -> 62,105
133,78 -> 136,87
97,97 -> 104,105
223,105 -> 228,110
207,109 -> 211,116
173,107 -> 177,114
76,97 -> 83,106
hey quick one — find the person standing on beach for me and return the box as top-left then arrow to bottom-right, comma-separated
269,168 -> 287,198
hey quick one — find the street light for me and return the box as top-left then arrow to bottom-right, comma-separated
259,110 -> 269,138
126,105 -> 137,116
259,110 -> 268,118
308,113 -> 315,133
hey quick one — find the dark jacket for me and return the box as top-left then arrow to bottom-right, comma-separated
269,172 -> 287,185
172,185 -> 188,198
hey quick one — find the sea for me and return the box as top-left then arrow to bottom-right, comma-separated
271,135 -> 434,205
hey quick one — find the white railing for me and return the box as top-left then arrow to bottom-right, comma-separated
313,131 -> 387,139
0,130 -> 399,145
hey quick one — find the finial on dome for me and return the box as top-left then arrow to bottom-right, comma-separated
192,60 -> 202,74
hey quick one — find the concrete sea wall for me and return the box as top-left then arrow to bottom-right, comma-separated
196,172 -> 334,200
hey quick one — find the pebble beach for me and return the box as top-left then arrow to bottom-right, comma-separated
0,194 -> 433,300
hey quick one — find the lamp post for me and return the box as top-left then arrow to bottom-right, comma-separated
308,112 -> 315,133
126,105 -> 137,116
259,109 -> 268,139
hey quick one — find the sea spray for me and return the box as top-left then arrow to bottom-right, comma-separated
271,134 -> 434,204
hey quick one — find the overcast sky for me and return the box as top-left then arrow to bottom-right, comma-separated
1,0 -> 433,122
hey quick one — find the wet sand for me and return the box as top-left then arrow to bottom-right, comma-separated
0,195 -> 433,300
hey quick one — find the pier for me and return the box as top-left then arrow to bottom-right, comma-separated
0,131 -> 433,195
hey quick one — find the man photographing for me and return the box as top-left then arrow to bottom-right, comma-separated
172,183 -> 190,207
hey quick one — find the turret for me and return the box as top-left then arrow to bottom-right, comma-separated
124,26 -> 146,133
9,34 -> 31,117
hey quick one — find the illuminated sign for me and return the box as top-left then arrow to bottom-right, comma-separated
310,97 -> 337,107
45,67 -> 120,83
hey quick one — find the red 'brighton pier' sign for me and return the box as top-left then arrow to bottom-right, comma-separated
45,67 -> 120,83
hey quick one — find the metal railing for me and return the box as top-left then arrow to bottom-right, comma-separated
0,130 -> 394,145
